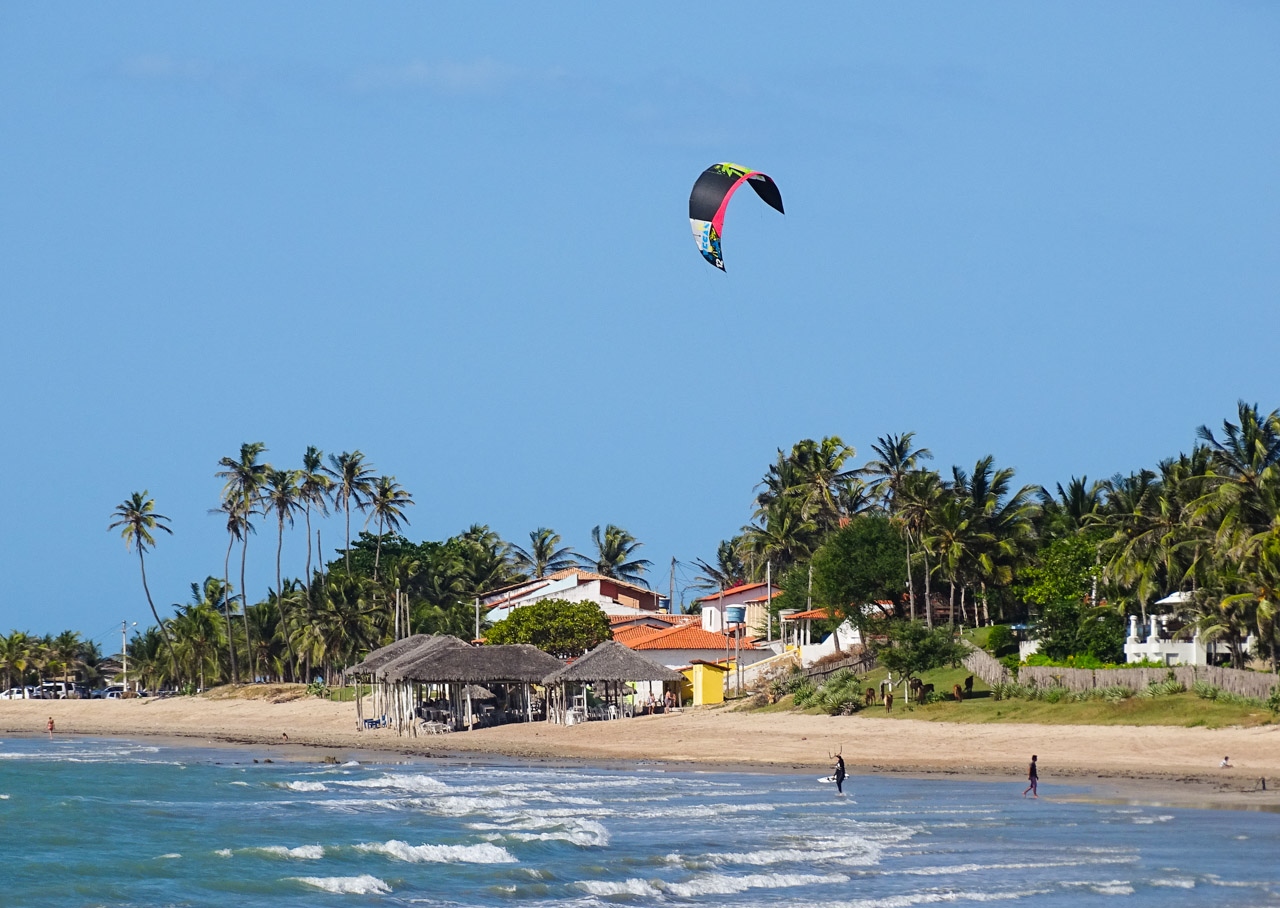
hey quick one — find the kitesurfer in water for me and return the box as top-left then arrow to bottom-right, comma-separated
833,754 -> 847,795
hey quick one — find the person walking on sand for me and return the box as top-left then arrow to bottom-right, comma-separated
833,754 -> 847,796
47,716 -> 55,737
1023,754 -> 1039,798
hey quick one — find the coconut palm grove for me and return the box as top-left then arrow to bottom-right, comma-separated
4,402 -> 1280,694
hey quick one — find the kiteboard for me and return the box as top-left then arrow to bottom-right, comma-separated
818,775 -> 838,784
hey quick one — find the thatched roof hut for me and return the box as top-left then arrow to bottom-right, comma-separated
379,635 -> 471,683
387,641 -> 562,684
543,640 -> 683,685
343,634 -> 434,678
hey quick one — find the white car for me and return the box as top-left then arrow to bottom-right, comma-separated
0,687 -> 43,699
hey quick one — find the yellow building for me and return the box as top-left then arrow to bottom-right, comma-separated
681,660 -> 732,706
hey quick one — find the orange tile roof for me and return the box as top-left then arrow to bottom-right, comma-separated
608,613 -> 692,626
694,582 -> 767,603
781,607 -> 834,621
612,625 -> 666,647
626,623 -> 760,651
483,568 -> 655,600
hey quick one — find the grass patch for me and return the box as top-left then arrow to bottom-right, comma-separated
874,690 -> 1274,728
200,683 -> 314,703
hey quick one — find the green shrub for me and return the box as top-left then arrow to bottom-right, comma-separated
1192,681 -> 1219,701
1268,687 -> 1280,715
1138,679 -> 1185,698
985,625 -> 1015,657
1098,685 -> 1135,703
792,680 -> 817,707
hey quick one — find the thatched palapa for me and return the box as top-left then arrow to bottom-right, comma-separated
387,641 -> 561,684
543,640 -> 683,685
343,634 -> 434,678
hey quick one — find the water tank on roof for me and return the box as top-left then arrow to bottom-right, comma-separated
725,606 -> 746,626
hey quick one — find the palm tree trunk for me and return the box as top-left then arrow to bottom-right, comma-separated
139,548 -> 179,680
960,586 -> 968,626
240,537 -> 256,681
374,513 -> 384,581
222,536 -> 239,683
949,581 -> 956,628
276,518 -> 298,680
922,547 -> 933,629
304,503 -> 314,609
344,495 -> 352,572
904,530 -> 916,621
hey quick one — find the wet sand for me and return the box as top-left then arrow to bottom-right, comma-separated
4,697 -> 1277,811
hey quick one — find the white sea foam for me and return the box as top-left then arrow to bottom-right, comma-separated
215,849 -> 232,857
469,815 -> 611,847
356,839 -> 517,864
577,878 -> 664,897
1151,878 -> 1196,888
1131,815 -> 1174,824
898,856 -> 1138,876
333,773 -> 446,793
284,780 -> 329,792
341,760 -> 360,767
669,871 -> 849,897
156,853 -> 181,860
0,794 -> 9,799
1063,880 -> 1135,896
292,874 -> 390,894
253,845 -> 325,859
628,802 -> 777,818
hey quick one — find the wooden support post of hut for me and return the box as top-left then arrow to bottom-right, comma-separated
542,641 -> 684,723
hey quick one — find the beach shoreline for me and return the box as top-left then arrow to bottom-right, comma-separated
5,697 -> 1277,811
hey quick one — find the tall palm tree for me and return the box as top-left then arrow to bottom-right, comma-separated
741,495 -> 821,576
209,498 -> 246,683
584,524 -> 652,587
299,446 -> 333,597
510,528 -> 578,579
693,538 -> 749,592
365,475 -> 414,581
50,631 -> 83,692
954,456 -> 1036,625
323,451 -> 376,572
897,470 -> 944,627
262,468 -> 305,674
0,631 -> 30,691
858,433 -> 933,619
217,443 -> 269,679
108,491 -> 178,675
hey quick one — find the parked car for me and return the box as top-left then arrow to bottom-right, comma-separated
0,686 -> 43,699
91,685 -> 126,699
41,682 -> 88,700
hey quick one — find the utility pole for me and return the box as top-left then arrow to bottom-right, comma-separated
474,597 -> 480,641
669,557 -> 676,614
766,561 -> 772,642
121,621 -> 128,693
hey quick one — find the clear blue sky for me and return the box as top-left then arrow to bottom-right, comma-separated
3,4 -> 1278,649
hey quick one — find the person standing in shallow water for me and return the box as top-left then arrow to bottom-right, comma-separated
1023,755 -> 1039,798
833,754 -> 847,795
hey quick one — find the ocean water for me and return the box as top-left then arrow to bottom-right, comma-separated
1,737 -> 1277,907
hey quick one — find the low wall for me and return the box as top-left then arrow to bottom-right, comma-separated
1018,664 -> 1278,700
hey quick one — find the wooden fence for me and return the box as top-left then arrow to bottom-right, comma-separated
962,645 -> 1012,687
1018,664 -> 1279,700
802,650 -> 877,683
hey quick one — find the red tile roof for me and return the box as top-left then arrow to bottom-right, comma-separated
612,625 -> 666,647
780,607 -> 834,621
694,582 -> 767,603
625,623 -> 760,651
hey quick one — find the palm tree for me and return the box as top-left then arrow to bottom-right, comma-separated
741,495 -> 820,576
955,456 -> 1036,625
692,539 -> 749,591
510,528 -> 578,579
50,631 -> 83,692
897,470 -> 944,627
108,491 -> 178,675
217,443 -> 269,679
299,446 -> 333,598
584,524 -> 652,586
365,475 -> 414,581
209,498 -> 246,683
170,579 -> 228,689
262,468 -> 305,674
858,433 -> 933,618
0,631 -> 30,691
323,451 -> 376,572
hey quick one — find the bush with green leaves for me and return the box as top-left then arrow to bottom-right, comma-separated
985,625 -> 1015,657
812,668 -> 864,715
1137,679 -> 1186,698
791,679 -> 817,708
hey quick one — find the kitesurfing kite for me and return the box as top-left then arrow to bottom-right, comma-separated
688,163 -> 784,271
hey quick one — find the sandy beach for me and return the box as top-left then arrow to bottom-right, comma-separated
5,696 -> 1278,810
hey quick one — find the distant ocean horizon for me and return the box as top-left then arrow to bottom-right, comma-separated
2,736 -> 1277,907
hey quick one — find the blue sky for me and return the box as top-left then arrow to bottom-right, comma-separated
2,4 -> 1278,648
